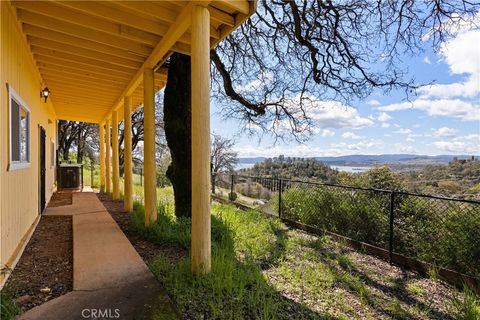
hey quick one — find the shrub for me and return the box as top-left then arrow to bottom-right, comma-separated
279,186 -> 388,246
228,192 -> 237,202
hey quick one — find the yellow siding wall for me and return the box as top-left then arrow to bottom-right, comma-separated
0,2 -> 57,268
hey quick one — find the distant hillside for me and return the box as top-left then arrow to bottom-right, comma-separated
238,154 -> 478,167
238,157 -> 340,183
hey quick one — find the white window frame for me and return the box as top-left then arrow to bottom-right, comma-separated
50,139 -> 56,168
8,84 -> 31,171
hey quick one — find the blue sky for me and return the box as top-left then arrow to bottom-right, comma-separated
210,24 -> 480,158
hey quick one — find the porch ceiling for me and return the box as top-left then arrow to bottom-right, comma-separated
11,0 -> 254,123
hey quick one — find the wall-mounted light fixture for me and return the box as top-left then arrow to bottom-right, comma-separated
41,87 -> 50,103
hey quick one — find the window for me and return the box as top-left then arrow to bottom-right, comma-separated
8,85 -> 30,171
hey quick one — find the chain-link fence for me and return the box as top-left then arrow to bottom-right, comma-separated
213,174 -> 480,279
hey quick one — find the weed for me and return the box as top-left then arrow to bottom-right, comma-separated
427,264 -> 440,282
0,291 -> 20,320
405,280 -> 424,296
385,299 -> 410,319
450,285 -> 480,320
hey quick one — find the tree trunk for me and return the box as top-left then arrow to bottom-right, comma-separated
77,129 -> 83,163
164,53 -> 192,218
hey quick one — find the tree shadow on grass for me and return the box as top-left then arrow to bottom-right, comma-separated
304,237 -> 454,320
136,206 -> 339,320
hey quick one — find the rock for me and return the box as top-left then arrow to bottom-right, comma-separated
40,287 -> 51,293
15,295 -> 31,304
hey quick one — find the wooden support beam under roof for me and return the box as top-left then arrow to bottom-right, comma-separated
37,61 -> 131,84
28,37 -> 144,67
18,12 -> 153,56
10,0 -> 254,123
33,53 -> 136,76
213,0 -> 250,14
31,45 -> 142,70
105,1 -> 198,120
42,79 -> 125,94
13,1 -> 161,46
38,66 -> 131,84
54,0 -> 192,45
23,24 -> 147,61
111,1 -> 221,39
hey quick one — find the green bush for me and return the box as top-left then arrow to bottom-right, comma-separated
278,186 -> 480,277
395,196 -> 480,277
228,192 -> 237,202
278,187 -> 388,246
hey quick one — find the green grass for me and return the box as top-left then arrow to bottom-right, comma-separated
128,189 -> 475,319
0,291 -> 20,320
450,285 -> 480,320
134,202 -> 289,319
405,280 -> 424,296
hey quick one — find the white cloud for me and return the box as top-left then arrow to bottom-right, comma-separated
418,30 -> 480,99
235,138 -> 385,157
434,134 -> 480,154
235,71 -> 274,93
342,132 -> 362,140
320,129 -> 335,137
335,139 -> 384,152
423,56 -> 432,64
377,112 -> 392,122
367,99 -> 381,106
272,95 -> 374,134
393,128 -> 413,134
381,123 -> 391,128
418,78 -> 479,99
378,99 -> 480,121
432,127 -> 457,137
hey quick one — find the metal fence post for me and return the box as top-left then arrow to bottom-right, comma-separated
91,162 -> 94,187
278,178 -> 283,218
389,191 -> 395,264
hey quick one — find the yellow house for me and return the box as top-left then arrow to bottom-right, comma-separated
1,0 -> 255,284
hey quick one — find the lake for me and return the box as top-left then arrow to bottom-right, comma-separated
330,165 -> 372,173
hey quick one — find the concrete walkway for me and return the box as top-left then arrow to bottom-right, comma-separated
19,192 -> 178,320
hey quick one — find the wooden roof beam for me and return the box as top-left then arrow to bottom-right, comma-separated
38,66 -> 131,83
112,1 -> 220,39
30,41 -> 142,69
55,1 -> 192,45
37,61 -> 132,83
18,12 -> 153,56
104,2 -> 202,120
13,2 -> 161,46
22,24 -> 147,61
33,54 -> 135,78
212,0 -> 250,14
32,48 -> 138,73
208,6 -> 235,26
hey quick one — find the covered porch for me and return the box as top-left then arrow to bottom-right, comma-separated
7,0 -> 255,274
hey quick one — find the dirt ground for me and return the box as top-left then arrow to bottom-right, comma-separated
97,193 -> 187,264
47,190 -> 73,207
3,215 -> 73,312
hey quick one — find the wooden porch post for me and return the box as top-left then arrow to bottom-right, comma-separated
124,96 -> 133,212
112,110 -> 120,200
191,5 -> 211,274
143,68 -> 157,226
99,122 -> 105,192
105,118 -> 111,194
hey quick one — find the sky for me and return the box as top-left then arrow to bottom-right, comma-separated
210,21 -> 480,158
